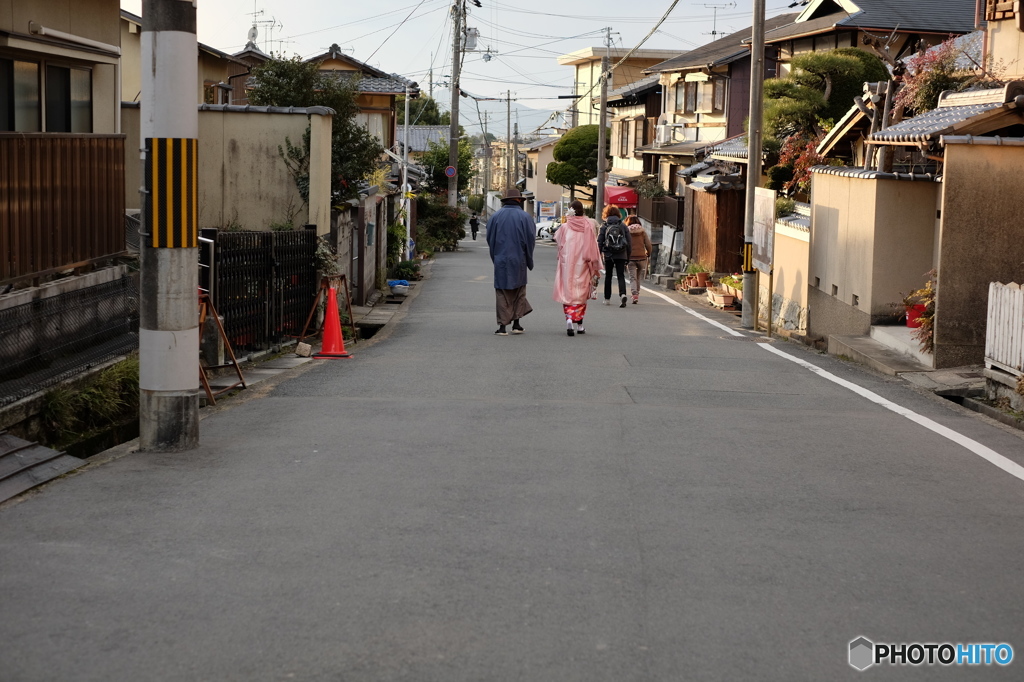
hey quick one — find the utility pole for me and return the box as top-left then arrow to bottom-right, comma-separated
741,0 -> 766,330
139,0 -> 200,450
506,89 -> 512,190
513,119 -> 520,192
595,26 -> 613,221
447,0 -> 464,207
483,110 -> 492,212
403,82 -> 419,260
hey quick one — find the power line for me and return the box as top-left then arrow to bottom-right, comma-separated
365,0 -> 429,63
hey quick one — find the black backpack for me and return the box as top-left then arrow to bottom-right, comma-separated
604,224 -> 627,254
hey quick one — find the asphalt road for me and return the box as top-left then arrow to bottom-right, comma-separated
2,230 -> 1024,681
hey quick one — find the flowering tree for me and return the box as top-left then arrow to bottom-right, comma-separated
894,36 -> 986,115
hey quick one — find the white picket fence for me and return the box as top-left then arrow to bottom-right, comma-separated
985,282 -> 1024,376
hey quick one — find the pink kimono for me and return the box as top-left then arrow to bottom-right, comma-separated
553,216 -> 603,323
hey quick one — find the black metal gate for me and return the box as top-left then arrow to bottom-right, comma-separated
199,229 -> 318,353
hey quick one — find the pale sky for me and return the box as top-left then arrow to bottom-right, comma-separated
120,1 -> 801,135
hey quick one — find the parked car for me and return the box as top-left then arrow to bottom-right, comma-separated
536,220 -> 559,241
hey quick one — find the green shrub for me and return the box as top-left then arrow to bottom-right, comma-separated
42,356 -> 140,448
775,197 -> 797,219
387,220 -> 407,270
415,195 -> 467,252
394,260 -> 420,280
765,165 -> 794,191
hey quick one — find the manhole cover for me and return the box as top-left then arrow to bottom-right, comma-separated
718,335 -> 774,343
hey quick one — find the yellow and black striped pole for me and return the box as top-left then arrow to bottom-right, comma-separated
139,0 -> 201,451
145,138 -> 198,248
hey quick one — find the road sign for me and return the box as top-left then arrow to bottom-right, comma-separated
444,166 -> 456,178
753,187 -> 776,274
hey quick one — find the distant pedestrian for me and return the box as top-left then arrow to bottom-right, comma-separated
486,188 -> 536,335
469,213 -> 480,240
597,204 -> 631,307
625,215 -> 652,304
553,200 -> 602,337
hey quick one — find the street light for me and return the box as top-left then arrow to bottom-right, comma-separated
403,81 -> 420,261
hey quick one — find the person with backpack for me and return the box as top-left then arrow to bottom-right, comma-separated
624,215 -> 653,304
469,213 -> 480,241
597,204 -> 631,307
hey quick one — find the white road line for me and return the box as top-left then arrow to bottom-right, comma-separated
641,286 -> 744,337
641,285 -> 1024,483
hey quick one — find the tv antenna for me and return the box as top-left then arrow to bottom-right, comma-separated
703,3 -> 736,39
246,3 -> 282,53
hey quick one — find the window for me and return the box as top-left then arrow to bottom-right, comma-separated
1,58 -> 41,132
685,82 -> 698,114
632,118 -> 644,154
44,65 -> 91,133
619,120 -> 630,157
674,82 -> 685,112
713,78 -> 726,114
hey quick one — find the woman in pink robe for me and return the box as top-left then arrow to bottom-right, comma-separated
553,200 -> 603,337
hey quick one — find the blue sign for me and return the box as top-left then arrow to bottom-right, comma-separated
444,166 -> 456,178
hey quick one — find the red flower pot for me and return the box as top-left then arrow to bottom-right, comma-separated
906,304 -> 927,328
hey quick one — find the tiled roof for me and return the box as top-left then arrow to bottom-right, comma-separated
607,75 -> 661,101
325,71 -> 412,95
833,0 -> 977,35
648,14 -> 799,73
810,165 -> 940,181
760,0 -> 977,44
707,135 -> 751,159
357,76 -> 412,94
522,136 -> 561,150
777,201 -> 811,232
638,140 -> 712,156
401,126 -> 449,153
196,104 -> 335,115
868,86 -> 1024,144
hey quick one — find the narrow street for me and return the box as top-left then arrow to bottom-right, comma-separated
2,234 -> 1023,681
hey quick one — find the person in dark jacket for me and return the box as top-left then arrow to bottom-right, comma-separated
485,188 -> 536,335
469,213 -> 480,240
597,205 -> 631,307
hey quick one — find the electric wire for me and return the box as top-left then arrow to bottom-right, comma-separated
365,0 -> 430,64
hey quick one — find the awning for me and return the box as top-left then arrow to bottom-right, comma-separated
605,185 -> 638,208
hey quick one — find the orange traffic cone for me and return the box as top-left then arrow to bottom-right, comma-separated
313,287 -> 352,359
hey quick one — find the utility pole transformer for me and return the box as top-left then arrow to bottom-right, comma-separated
741,0 -> 766,330
139,0 -> 200,450
447,0 -> 464,207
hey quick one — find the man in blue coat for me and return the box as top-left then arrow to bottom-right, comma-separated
486,188 -> 536,335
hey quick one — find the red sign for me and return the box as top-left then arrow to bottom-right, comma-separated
444,166 -> 457,178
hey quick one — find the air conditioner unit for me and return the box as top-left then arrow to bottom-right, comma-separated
656,124 -> 671,147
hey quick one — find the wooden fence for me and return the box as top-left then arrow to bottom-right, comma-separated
985,282 -> 1024,376
0,133 -> 126,283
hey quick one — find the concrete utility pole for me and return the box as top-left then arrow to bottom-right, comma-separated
447,0 -> 464,207
513,120 -> 519,191
595,27 -> 613,220
403,82 -> 419,260
506,89 -> 512,190
139,0 -> 200,450
483,111 -> 491,208
741,0 -> 766,330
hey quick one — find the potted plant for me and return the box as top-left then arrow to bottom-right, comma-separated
686,261 -> 711,287
707,287 -> 735,307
